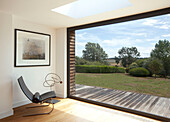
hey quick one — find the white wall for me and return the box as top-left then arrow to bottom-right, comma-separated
0,12 -> 13,119
0,12 -> 67,119
12,16 -> 57,108
54,28 -> 67,98
12,16 -> 67,107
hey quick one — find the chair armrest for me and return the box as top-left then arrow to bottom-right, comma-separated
32,92 -> 40,103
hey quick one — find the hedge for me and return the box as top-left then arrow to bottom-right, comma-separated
76,65 -> 125,73
129,67 -> 150,77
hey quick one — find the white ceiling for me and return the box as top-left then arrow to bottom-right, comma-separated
0,0 -> 169,28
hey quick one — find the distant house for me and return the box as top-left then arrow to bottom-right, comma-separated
106,58 -> 122,66
106,57 -> 148,66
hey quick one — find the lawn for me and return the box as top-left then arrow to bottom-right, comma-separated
75,73 -> 170,98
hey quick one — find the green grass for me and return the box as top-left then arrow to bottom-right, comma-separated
75,73 -> 170,98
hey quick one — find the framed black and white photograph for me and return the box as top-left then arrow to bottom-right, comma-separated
14,29 -> 51,67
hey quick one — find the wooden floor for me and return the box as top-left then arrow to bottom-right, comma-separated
1,98 -> 158,122
75,84 -> 170,119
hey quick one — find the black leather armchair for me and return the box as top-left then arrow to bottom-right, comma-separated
18,76 -> 60,116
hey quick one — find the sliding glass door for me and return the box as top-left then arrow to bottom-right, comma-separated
67,8 -> 170,121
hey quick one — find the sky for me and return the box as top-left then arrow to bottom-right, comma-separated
75,14 -> 170,58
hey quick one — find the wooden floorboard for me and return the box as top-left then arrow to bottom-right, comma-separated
74,84 -> 170,119
0,98 -> 158,122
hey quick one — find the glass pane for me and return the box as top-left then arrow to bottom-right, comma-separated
74,14 -> 170,119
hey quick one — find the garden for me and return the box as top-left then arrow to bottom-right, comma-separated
75,40 -> 170,98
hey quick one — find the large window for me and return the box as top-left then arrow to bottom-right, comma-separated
67,8 -> 170,121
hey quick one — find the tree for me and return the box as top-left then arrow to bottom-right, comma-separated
114,56 -> 120,65
149,59 -> 162,78
118,47 -> 140,67
151,40 -> 170,78
75,56 -> 88,65
82,42 -> 108,62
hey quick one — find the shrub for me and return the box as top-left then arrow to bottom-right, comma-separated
149,59 -> 163,78
129,62 -> 138,69
126,62 -> 138,73
76,65 -> 125,73
75,56 -> 109,65
129,67 -> 150,77
75,56 -> 88,65
135,59 -> 148,67
142,59 -> 153,76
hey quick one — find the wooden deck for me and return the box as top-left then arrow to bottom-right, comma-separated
75,84 -> 170,119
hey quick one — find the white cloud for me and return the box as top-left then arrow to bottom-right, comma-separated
99,26 -> 148,37
132,33 -> 147,36
119,32 -> 147,37
76,32 -> 87,40
136,46 -> 155,57
142,18 -> 170,29
157,25 -> 170,29
134,39 -> 143,43
76,32 -> 101,43
142,19 -> 158,26
102,38 -> 133,47
101,38 -> 148,58
76,42 -> 86,46
104,47 -> 120,57
102,38 -> 144,47
75,42 -> 86,57
162,34 -> 170,37
146,39 -> 156,42
146,37 -> 166,42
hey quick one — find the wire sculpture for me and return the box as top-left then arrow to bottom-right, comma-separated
43,73 -> 62,90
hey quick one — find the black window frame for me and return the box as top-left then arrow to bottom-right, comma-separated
67,7 -> 170,121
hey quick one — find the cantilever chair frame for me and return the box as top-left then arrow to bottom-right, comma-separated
24,98 -> 55,116
18,76 -> 59,116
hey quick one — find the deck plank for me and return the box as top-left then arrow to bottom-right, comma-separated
164,98 -> 170,117
75,84 -> 170,119
108,92 -> 130,104
127,94 -> 146,108
100,91 -> 125,102
94,90 -> 124,102
155,98 -> 168,115
104,91 -> 127,102
147,97 -> 160,112
133,95 -> 151,109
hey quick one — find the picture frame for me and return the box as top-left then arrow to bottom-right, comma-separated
14,29 -> 51,67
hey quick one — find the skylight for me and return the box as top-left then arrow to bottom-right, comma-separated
52,0 -> 131,19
